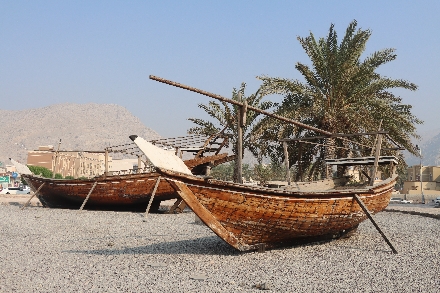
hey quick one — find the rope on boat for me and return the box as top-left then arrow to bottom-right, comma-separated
144,176 -> 161,217
79,181 -> 98,211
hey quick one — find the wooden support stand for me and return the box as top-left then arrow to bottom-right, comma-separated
354,194 -> 398,254
21,183 -> 46,210
167,198 -> 187,213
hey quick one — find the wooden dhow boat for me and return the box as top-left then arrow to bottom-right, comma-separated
16,134 -> 234,212
131,134 -> 399,251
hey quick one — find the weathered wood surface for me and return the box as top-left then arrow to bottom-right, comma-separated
21,153 -> 226,212
183,153 -> 234,170
159,167 -> 397,251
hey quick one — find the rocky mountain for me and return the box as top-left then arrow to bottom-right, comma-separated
0,103 -> 162,166
417,132 -> 440,166
403,129 -> 440,167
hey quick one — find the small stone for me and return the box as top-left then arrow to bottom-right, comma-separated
254,283 -> 271,290
190,274 -> 208,280
146,262 -> 167,268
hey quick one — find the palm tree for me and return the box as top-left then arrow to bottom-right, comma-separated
188,83 -> 274,180
255,20 -> 422,180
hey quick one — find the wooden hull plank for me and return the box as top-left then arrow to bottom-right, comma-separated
167,179 -> 250,251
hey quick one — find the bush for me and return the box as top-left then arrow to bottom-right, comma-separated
28,165 -> 53,178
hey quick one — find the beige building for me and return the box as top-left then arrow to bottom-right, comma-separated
402,165 -> 440,201
27,146 -> 108,178
27,146 -> 146,179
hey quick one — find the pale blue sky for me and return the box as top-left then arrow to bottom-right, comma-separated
1,1 -> 439,138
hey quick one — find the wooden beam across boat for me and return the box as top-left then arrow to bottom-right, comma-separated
149,75 -> 333,136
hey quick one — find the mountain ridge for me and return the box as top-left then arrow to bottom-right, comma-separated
0,103 -> 162,166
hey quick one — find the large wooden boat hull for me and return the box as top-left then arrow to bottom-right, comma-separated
22,172 -> 176,212
158,168 -> 397,251
21,152 -> 234,212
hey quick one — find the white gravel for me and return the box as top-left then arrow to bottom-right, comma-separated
0,204 -> 439,292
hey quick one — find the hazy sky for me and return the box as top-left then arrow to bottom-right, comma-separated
1,1 -> 439,138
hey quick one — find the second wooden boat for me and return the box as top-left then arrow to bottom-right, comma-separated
16,134 -> 234,212
131,134 -> 397,250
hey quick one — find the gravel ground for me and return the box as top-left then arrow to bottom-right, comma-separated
0,204 -> 439,293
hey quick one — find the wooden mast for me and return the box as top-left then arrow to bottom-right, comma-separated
52,139 -> 62,178
283,141 -> 291,185
104,148 -> 109,177
236,93 -> 245,183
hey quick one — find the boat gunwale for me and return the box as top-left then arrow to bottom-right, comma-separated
22,172 -> 161,184
156,167 -> 398,198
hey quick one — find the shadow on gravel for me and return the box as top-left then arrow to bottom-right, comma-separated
329,244 -> 394,254
63,236 -> 240,256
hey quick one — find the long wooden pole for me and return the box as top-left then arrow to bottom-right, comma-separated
370,134 -> 382,186
299,142 -> 303,181
370,120 -> 383,156
52,139 -> 62,178
236,94 -> 245,184
149,75 -> 333,136
104,149 -> 109,177
137,156 -> 142,173
353,194 -> 398,254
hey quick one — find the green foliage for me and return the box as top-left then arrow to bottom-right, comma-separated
28,165 -> 53,178
253,163 -> 286,185
188,83 -> 274,181
54,173 -> 63,179
256,20 -> 421,179
395,167 -> 408,190
64,176 -> 75,179
210,162 -> 235,181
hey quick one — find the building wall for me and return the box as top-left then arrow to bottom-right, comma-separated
27,148 -> 110,179
27,147 -> 144,179
407,165 -> 440,182
27,151 -> 54,171
402,165 -> 440,202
